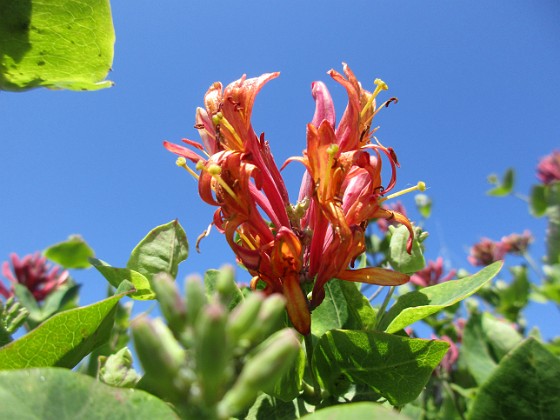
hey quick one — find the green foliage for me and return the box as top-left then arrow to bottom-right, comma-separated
380,261 -> 503,333
302,402 -> 409,419
43,235 -> 95,269
0,368 -> 178,418
487,168 -> 515,196
91,258 -> 156,300
312,330 -> 449,405
0,0 -> 114,91
0,285 -> 132,369
127,220 -> 189,282
469,338 -> 560,419
388,225 -> 426,274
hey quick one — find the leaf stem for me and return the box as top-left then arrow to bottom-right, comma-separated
375,286 -> 395,329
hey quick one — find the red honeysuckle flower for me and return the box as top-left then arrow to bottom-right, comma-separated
164,64 -> 420,335
1,253 -> 69,302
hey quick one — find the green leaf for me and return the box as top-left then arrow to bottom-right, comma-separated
461,312 -> 522,385
495,266 -> 530,322
388,225 -> 426,274
263,346 -> 305,402
530,184 -> 548,217
468,338 -> 560,420
302,402 -> 409,420
415,193 -> 432,219
127,220 -> 189,282
90,258 -> 156,300
0,0 -> 114,91
241,393 -> 299,419
313,330 -> 449,405
0,368 -> 178,418
43,235 -> 95,269
486,168 -> 515,196
203,268 -> 244,311
0,288 -> 132,369
380,261 -> 503,333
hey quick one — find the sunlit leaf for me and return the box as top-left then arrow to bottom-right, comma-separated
388,225 -> 426,274
91,258 -> 156,300
468,338 -> 560,419
0,286 -> 133,369
0,0 -> 114,91
313,330 -> 449,405
127,220 -> 189,282
43,235 -> 94,269
380,261 -> 502,333
0,368 -> 178,418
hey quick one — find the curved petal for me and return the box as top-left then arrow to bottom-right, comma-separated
337,267 -> 409,285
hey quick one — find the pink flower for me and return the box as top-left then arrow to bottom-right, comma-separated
410,257 -> 456,287
1,253 -> 69,302
501,230 -> 533,255
468,238 -> 507,266
536,150 -> 560,185
438,335 -> 459,373
164,65 -> 416,335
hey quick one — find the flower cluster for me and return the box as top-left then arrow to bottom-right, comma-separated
410,257 -> 456,287
164,65 -> 417,334
1,253 -> 69,302
468,230 -> 533,266
536,150 -> 560,185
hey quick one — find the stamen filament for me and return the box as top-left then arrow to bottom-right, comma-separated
197,162 -> 242,206
237,230 -> 257,250
176,157 -> 200,180
379,181 -> 426,203
214,112 -> 244,150
360,78 -> 389,119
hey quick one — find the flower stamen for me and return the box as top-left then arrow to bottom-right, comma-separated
176,157 -> 200,180
379,181 -> 426,203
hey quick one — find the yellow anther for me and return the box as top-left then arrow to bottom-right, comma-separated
374,78 -> 388,91
176,157 -> 199,180
379,181 -> 427,203
327,144 -> 339,156
212,112 -> 223,125
208,164 -> 222,175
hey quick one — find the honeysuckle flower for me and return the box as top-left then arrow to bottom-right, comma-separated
164,64 -> 419,335
438,335 -> 459,374
377,201 -> 408,233
410,257 -> 456,287
468,238 -> 507,267
1,253 -> 69,302
536,150 -> 560,185
501,230 -> 533,255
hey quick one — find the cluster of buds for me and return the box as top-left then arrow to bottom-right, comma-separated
129,268 -> 301,419
1,253 -> 69,302
164,64 -> 421,334
468,231 -> 533,266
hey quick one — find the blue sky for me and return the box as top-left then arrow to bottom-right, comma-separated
1,1 -> 559,336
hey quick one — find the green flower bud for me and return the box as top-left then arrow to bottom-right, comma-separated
228,292 -> 264,345
98,347 -> 141,388
185,274 -> 207,327
195,302 -> 231,405
250,294 -> 286,340
132,316 -> 187,399
217,328 -> 301,417
153,272 -> 187,336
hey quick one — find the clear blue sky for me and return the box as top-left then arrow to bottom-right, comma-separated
1,1 -> 559,336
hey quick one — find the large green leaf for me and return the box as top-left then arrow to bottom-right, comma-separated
468,338 -> 560,420
127,220 -> 189,282
380,261 -> 503,333
44,235 -> 95,269
461,312 -> 522,385
90,258 -> 156,300
0,368 -> 178,418
0,0 -> 114,91
302,402 -> 409,420
313,330 -> 449,405
312,280 -> 377,337
0,285 -> 132,369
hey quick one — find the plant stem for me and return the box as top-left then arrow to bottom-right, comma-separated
303,334 -> 321,401
375,286 -> 396,329
368,285 -> 385,302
